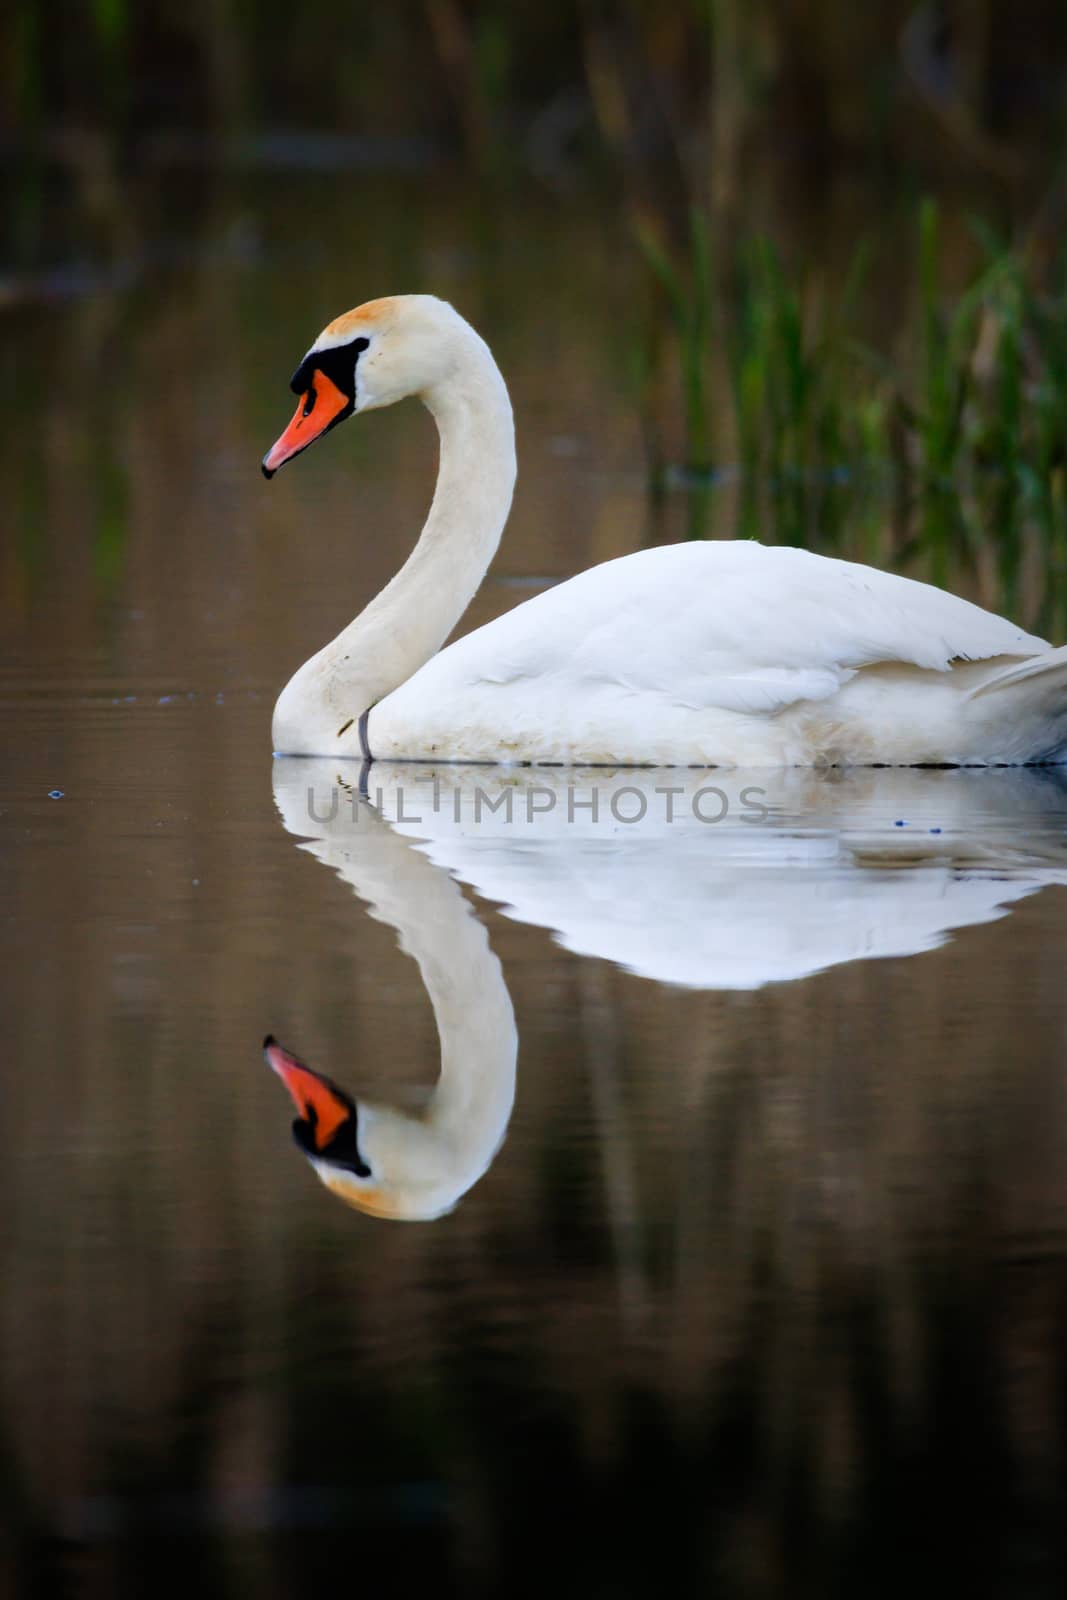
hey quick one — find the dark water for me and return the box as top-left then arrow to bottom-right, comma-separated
6,174 -> 1067,1598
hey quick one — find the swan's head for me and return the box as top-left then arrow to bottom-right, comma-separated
263,1035 -> 473,1221
261,294 -> 485,477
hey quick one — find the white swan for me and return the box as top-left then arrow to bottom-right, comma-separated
265,786 -> 517,1221
263,294 -> 1067,766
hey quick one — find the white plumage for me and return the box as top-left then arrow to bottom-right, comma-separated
371,541 -> 1058,765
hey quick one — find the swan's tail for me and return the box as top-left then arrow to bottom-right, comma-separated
966,646 -> 1067,763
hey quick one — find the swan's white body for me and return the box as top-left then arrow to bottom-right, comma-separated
369,543 -> 1064,766
268,295 -> 1067,766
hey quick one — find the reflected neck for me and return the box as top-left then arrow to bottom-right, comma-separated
273,773 -> 518,1220
272,343 -> 516,755
337,835 -> 518,1218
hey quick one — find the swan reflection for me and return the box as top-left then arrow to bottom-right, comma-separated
268,781 -> 516,1221
270,761 -> 1067,1216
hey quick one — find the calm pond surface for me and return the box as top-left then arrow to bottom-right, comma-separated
5,172 -> 1067,1597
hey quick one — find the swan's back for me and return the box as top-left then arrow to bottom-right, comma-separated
370,541 -> 1050,765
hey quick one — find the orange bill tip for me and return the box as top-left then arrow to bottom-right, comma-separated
264,1038 -> 352,1151
262,368 -> 350,478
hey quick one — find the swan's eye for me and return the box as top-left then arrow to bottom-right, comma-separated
291,1113 -> 372,1178
289,335 -> 369,398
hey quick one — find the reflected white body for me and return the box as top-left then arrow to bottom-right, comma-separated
272,296 -> 1067,766
273,762 -> 1067,1215
280,763 -> 1067,990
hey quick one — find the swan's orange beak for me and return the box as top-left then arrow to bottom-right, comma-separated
264,1035 -> 351,1151
261,369 -> 351,479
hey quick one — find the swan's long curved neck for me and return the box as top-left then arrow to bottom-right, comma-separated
272,342 -> 516,755
273,762 -> 517,1216
344,816 -> 517,1156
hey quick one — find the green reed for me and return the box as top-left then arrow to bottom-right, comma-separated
729,236 -> 877,548
635,209 -> 715,476
640,199 -> 1067,626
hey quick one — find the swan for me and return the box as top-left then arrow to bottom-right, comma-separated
265,784 -> 517,1221
263,293 -> 1067,766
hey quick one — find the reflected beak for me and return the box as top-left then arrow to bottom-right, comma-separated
261,368 -> 352,478
264,1035 -> 352,1151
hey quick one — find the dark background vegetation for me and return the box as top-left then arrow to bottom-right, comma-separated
7,1 -> 1067,192
8,1 -> 1067,593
